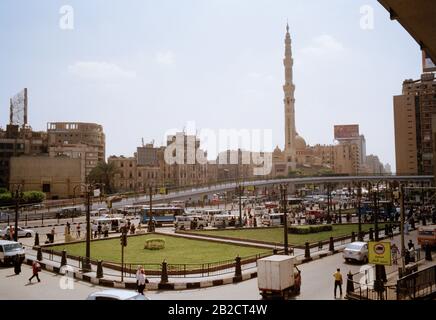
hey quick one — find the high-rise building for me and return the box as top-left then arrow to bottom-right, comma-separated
394,72 -> 436,175
333,125 -> 367,171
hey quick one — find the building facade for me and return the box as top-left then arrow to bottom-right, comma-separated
0,124 -> 48,188
394,72 -> 436,175
9,156 -> 82,199
47,122 -> 105,167
110,133 -> 209,192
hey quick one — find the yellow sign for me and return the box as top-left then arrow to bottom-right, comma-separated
246,185 -> 255,192
368,241 -> 392,266
159,187 -> 166,195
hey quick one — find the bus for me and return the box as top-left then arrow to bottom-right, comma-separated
140,206 -> 185,226
417,225 -> 436,247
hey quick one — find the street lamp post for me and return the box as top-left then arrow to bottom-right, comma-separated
74,182 -> 104,272
280,184 -> 289,255
147,186 -> 154,232
84,185 -> 92,272
357,182 -> 362,241
327,183 -> 331,220
400,184 -> 406,276
12,185 -> 24,242
235,184 -> 244,228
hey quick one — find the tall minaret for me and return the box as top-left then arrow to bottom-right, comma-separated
283,23 -> 296,169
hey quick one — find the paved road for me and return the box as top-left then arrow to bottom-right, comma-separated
2,229 -> 424,300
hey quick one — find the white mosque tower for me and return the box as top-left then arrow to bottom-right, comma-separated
283,22 -> 298,170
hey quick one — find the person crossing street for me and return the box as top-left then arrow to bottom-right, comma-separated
333,268 -> 343,298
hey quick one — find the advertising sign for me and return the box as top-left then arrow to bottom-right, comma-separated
334,125 -> 359,140
368,241 -> 391,266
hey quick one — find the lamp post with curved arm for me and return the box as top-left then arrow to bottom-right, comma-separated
74,182 -> 104,272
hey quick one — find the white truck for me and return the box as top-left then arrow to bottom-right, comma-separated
257,255 -> 301,299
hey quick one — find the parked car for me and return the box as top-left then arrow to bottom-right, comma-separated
56,206 -> 82,218
86,289 -> 149,300
0,226 -> 35,238
90,208 -> 109,217
343,241 -> 369,263
0,240 -> 25,265
0,211 -> 11,222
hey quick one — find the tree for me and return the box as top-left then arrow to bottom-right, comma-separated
87,161 -> 120,194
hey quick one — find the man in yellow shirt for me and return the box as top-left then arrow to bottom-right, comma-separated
333,268 -> 343,298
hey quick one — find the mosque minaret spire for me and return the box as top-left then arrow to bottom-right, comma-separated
283,22 -> 297,168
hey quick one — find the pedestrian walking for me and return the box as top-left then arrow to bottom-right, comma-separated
13,255 -> 22,275
130,224 -> 136,234
103,224 -> 109,237
92,224 -> 98,239
409,246 -> 416,262
137,267 -> 147,295
391,244 -> 400,265
76,223 -> 81,238
50,227 -> 56,243
66,222 -> 71,235
9,225 -> 14,241
97,224 -> 102,238
333,268 -> 343,298
29,260 -> 41,283
408,239 -> 415,250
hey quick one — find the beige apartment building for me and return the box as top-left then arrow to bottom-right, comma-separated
9,156 -> 82,199
49,144 -> 100,182
47,122 -> 105,158
110,133 -> 209,193
394,73 -> 436,175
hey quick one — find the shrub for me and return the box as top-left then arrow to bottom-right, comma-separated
144,238 -> 165,250
0,188 -> 8,194
23,191 -> 45,204
288,225 -> 333,234
0,192 -> 12,206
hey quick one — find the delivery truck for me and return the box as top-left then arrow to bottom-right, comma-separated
257,255 -> 301,299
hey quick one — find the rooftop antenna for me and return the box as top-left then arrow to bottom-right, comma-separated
141,137 -> 144,147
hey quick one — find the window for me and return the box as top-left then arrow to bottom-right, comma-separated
42,183 -> 51,193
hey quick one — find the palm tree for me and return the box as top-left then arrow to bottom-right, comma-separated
87,161 -> 120,194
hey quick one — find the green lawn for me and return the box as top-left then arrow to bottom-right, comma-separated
48,234 -> 270,264
190,224 -> 387,246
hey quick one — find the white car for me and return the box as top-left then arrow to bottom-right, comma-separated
86,289 -> 149,300
343,241 -> 369,263
0,226 -> 35,238
0,240 -> 26,265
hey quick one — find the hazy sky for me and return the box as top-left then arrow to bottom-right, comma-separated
0,0 -> 424,171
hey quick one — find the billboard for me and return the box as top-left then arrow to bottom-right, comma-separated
368,241 -> 391,266
334,125 -> 359,140
9,88 -> 28,126
422,50 -> 436,73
